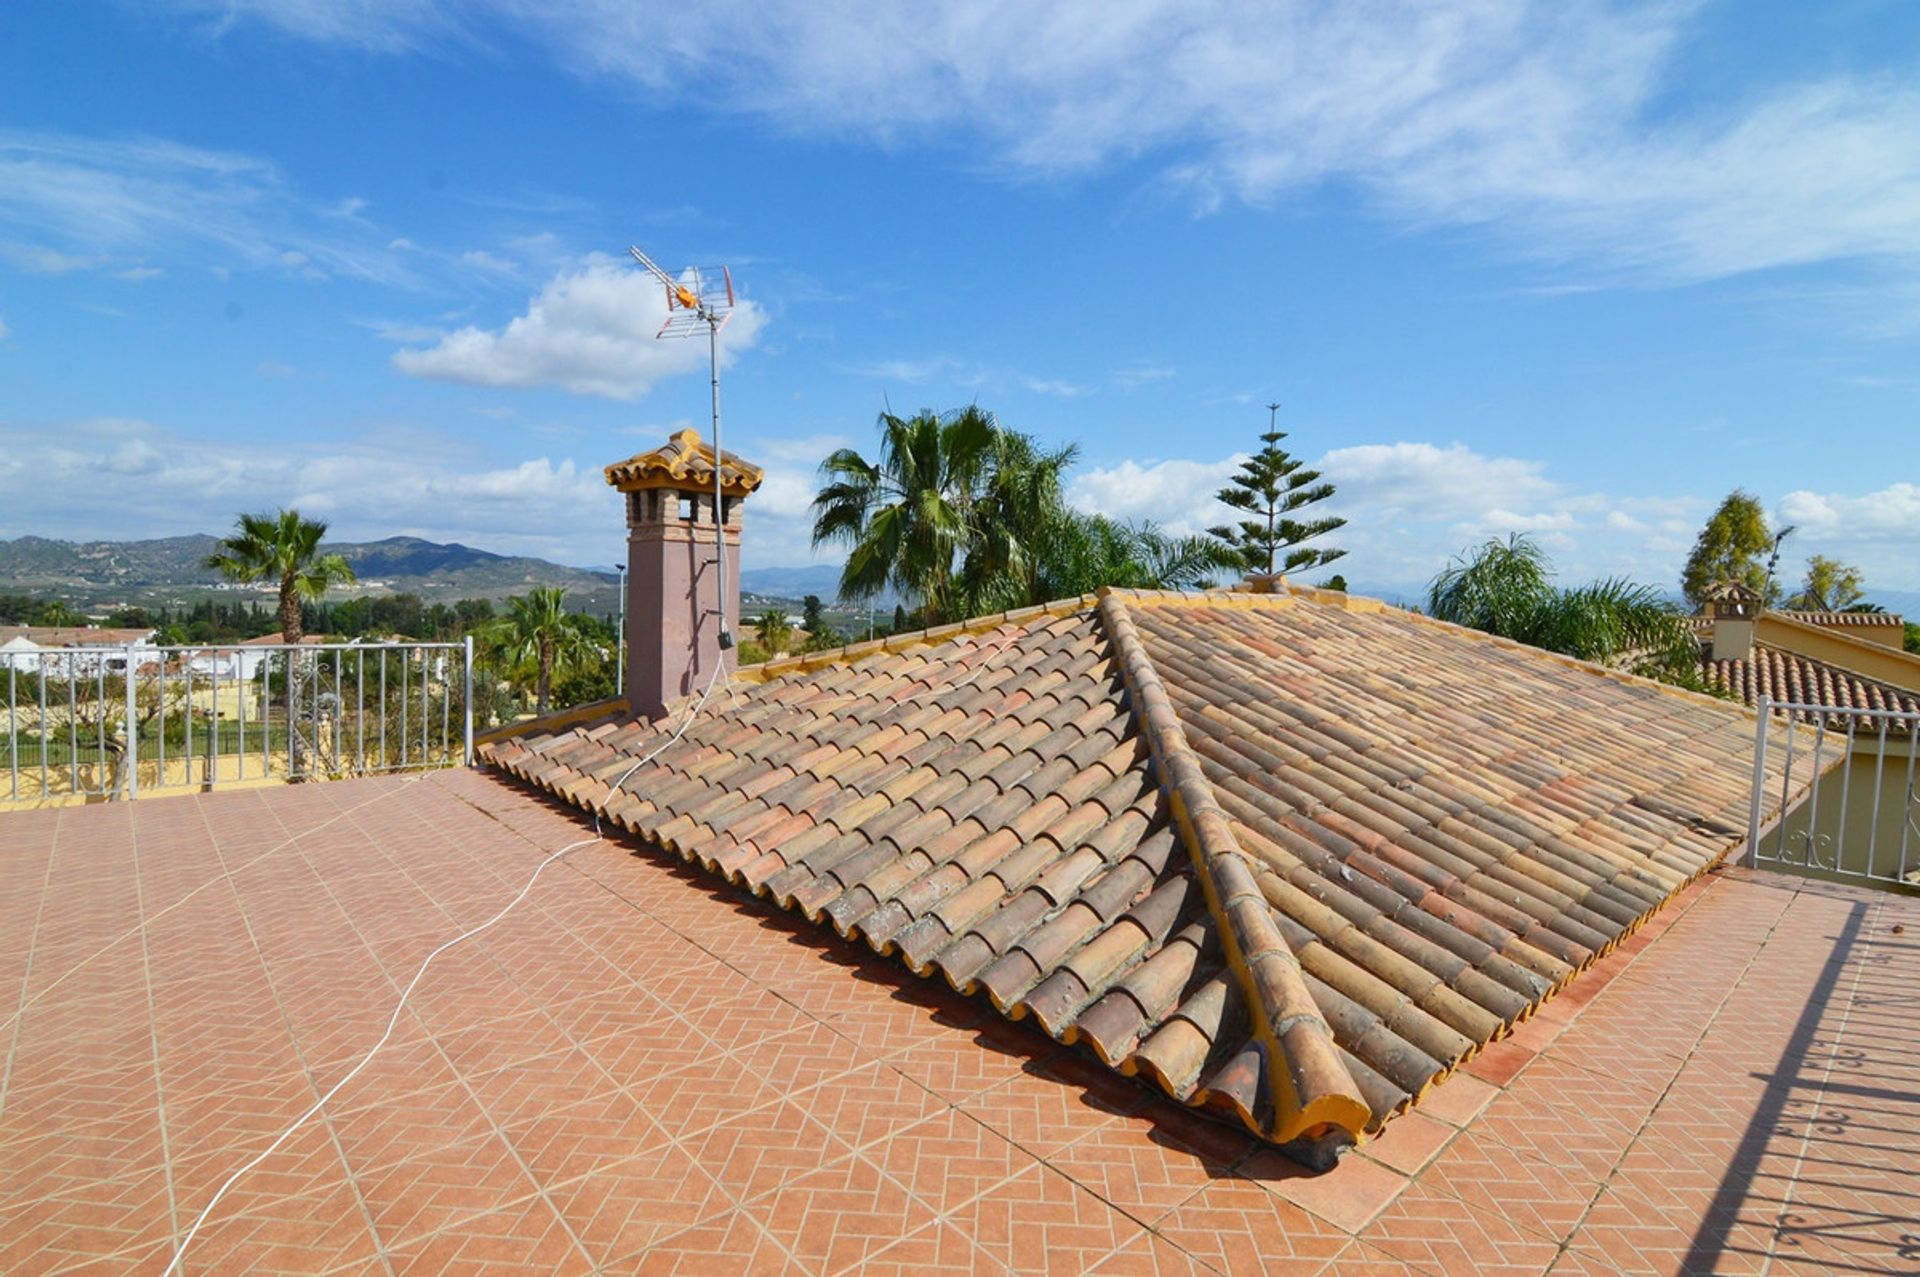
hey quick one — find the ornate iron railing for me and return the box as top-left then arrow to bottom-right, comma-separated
1744,694 -> 1920,890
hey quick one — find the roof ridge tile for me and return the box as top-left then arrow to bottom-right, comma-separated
1094,589 -> 1372,1148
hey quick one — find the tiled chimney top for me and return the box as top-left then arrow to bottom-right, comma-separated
604,427 -> 765,496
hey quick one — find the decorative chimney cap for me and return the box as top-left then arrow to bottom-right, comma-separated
604,428 -> 764,497
1702,579 -> 1761,619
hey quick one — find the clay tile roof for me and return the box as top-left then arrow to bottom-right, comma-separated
1705,643 -> 1920,728
0,625 -> 154,646
480,587 -> 1811,1158
603,427 -> 764,495
1774,610 -> 1906,629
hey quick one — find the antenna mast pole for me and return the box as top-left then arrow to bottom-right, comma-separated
708,313 -> 729,648
628,244 -> 739,651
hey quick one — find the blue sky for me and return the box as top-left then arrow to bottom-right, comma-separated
2,1 -> 1917,598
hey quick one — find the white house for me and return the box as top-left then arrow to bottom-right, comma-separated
0,627 -> 160,678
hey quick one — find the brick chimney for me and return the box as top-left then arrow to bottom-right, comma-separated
605,429 -> 764,720
1703,579 -> 1761,663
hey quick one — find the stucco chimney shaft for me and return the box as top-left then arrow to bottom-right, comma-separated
605,430 -> 763,721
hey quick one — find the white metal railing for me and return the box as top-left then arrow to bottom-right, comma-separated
1744,693 -> 1920,889
2,638 -> 473,803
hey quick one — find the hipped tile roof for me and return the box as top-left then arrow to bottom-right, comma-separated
482,588 -> 1809,1157
1705,644 -> 1920,726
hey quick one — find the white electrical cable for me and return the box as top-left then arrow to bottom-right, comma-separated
163,662 -> 729,1276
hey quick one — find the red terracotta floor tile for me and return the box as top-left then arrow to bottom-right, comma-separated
384,1191 -> 592,1276
785,1059 -> 946,1153
956,1052 -> 1148,1159
869,1108 -> 1036,1214
1084,1226 -> 1222,1275
886,1017 -> 1062,1104
755,1151 -> 940,1276
619,1207 -> 809,1276
1240,1148 -> 1409,1235
1359,1111 -> 1456,1177
1046,1108 -> 1247,1228
1355,1179 -> 1562,1277
860,1217 -> 1015,1277
948,1162 -> 1148,1276
679,1097 -> 855,1206
1153,1164 -> 1351,1276
1464,1039 -> 1537,1088
540,1144 -> 733,1264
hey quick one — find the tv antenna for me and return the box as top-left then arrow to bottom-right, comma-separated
628,245 -> 740,649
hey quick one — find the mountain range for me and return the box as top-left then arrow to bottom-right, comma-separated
0,533 -> 858,608
0,534 -> 615,602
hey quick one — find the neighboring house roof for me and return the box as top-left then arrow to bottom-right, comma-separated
237,633 -> 329,645
1774,609 -> 1905,629
482,587 -> 1803,1158
1705,643 -> 1920,725
0,626 -> 154,647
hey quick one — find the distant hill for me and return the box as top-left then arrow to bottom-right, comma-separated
738,564 -> 864,600
0,533 -> 616,602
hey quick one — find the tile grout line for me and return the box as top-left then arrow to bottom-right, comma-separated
1754,891 -> 1883,1277
191,786 -> 398,1277
0,801 -> 68,1122
294,777 -> 605,1271
455,777 -> 1256,1275
1514,878 -> 1806,1269
127,800 -> 184,1268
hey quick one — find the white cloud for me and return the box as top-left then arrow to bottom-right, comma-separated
1317,442 -> 1558,522
0,416 -> 626,565
1776,484 -> 1920,589
1113,363 -> 1175,388
390,254 -> 769,399
1018,375 -> 1092,398
0,314 -> 9,341
841,356 -> 957,384
1067,441 -> 1859,596
1779,483 -> 1920,541
167,2 -> 1920,288
0,128 -> 410,283
0,415 -> 844,570
1068,456 -> 1241,537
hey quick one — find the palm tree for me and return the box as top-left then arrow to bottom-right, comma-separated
960,431 -> 1080,612
1033,514 -> 1238,601
1428,534 -> 1703,687
811,407 -> 1002,625
490,587 -> 595,716
205,510 -> 356,776
755,608 -> 793,655
204,510 -> 355,643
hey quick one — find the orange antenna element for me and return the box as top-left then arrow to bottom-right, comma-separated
627,246 -> 733,336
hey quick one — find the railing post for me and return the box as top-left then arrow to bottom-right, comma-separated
1743,693 -> 1769,866
463,636 -> 475,767
124,642 -> 138,801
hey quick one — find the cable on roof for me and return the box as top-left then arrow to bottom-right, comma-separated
163,660 -> 730,1275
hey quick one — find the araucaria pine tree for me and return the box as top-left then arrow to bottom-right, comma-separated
1208,405 -> 1346,576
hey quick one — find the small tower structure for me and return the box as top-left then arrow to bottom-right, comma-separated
1703,579 -> 1762,662
606,429 -> 764,719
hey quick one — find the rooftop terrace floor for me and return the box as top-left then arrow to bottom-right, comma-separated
3,770 -> 1917,1275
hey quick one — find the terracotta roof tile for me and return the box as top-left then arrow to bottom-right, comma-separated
481,586 -> 1813,1162
1775,609 -> 1905,628
1705,643 -> 1920,727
